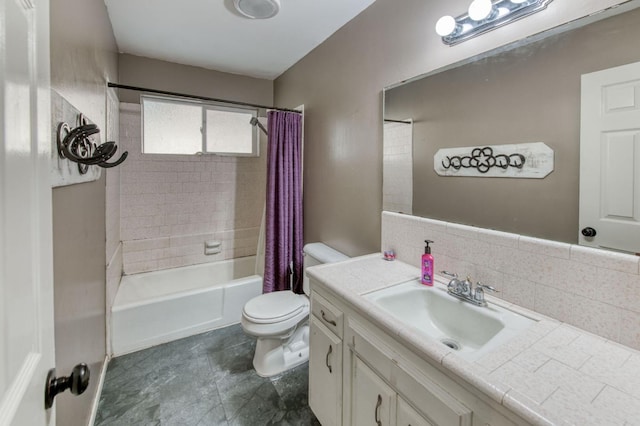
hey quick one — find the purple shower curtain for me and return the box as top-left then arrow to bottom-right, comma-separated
263,110 -> 304,294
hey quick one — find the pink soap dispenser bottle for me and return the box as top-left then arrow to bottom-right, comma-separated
421,240 -> 434,286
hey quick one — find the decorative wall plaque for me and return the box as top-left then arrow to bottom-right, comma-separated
434,142 -> 554,178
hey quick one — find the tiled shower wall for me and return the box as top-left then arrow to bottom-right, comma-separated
119,103 -> 266,274
382,211 -> 640,351
382,122 -> 413,214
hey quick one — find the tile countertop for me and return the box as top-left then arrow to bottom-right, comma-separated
306,254 -> 640,426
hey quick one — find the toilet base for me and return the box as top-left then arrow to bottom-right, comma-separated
252,322 -> 309,377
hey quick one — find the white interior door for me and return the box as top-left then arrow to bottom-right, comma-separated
0,0 -> 55,424
580,61 -> 640,254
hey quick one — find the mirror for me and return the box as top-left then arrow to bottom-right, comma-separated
383,4 -> 640,245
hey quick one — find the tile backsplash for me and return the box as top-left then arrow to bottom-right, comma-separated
120,103 -> 265,274
381,211 -> 640,350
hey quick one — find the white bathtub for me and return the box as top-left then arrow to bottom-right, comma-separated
111,256 -> 262,355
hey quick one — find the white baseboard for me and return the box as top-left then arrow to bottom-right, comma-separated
87,355 -> 109,426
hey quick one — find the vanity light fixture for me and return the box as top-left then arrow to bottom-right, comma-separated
436,0 -> 553,46
468,0 -> 495,21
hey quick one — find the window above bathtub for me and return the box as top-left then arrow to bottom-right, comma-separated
141,95 -> 260,157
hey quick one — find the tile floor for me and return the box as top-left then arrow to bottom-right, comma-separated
95,324 -> 321,425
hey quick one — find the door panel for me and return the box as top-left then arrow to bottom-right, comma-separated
580,61 -> 640,253
603,133 -> 636,216
0,0 -> 55,424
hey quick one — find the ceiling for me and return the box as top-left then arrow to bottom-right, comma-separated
104,0 -> 377,80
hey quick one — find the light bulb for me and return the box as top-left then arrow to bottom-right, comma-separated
435,15 -> 457,37
468,0 -> 494,21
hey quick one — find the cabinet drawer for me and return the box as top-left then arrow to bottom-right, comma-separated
394,362 -> 472,426
347,318 -> 395,381
397,397 -> 434,426
311,292 -> 344,338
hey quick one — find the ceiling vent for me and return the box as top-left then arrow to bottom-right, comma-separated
234,0 -> 281,19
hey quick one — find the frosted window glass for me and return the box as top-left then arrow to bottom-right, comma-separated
142,98 -> 202,154
205,109 -> 255,155
141,96 -> 258,156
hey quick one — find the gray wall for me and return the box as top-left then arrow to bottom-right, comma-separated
273,0 -> 630,256
385,9 -> 640,243
50,0 -> 118,424
118,53 -> 273,106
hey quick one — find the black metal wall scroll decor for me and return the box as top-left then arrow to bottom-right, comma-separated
434,142 -> 554,178
441,147 -> 526,174
56,114 -> 127,175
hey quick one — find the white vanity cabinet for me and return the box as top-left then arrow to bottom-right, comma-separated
309,284 -> 526,426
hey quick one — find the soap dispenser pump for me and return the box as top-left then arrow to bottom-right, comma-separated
421,240 -> 434,286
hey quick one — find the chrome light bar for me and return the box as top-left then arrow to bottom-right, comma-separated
437,0 -> 554,46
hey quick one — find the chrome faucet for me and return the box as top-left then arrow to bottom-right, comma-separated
441,271 -> 499,307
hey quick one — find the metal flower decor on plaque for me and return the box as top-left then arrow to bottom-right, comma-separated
433,142 -> 554,178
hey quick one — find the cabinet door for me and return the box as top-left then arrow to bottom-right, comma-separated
351,355 -> 396,426
397,397 -> 434,426
309,316 -> 343,426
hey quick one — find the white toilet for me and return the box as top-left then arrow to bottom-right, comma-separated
241,242 -> 348,377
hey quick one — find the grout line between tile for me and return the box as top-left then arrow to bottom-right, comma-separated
590,385 -> 606,404
540,386 -> 560,405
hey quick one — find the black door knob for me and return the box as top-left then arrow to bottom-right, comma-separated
44,363 -> 90,409
581,227 -> 597,237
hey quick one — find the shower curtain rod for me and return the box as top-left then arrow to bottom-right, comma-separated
107,82 -> 302,114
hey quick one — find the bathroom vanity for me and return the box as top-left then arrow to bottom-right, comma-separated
307,254 -> 640,426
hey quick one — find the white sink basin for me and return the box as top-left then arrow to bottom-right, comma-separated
365,279 -> 535,361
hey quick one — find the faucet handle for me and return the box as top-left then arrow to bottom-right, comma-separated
473,282 -> 497,306
440,271 -> 458,278
476,282 -> 499,293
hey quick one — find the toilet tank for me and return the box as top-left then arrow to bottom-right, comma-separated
303,243 -> 349,295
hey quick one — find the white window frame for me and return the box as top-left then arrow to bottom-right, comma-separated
203,104 -> 260,157
141,95 -> 260,156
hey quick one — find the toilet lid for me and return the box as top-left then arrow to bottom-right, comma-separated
243,291 -> 308,324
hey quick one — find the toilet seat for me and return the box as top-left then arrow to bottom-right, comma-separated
240,293 -> 310,340
243,291 -> 307,324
